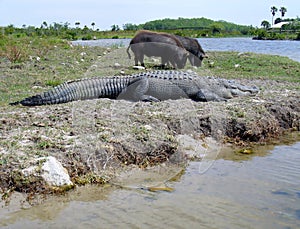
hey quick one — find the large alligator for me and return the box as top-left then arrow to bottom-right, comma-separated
10,70 -> 259,106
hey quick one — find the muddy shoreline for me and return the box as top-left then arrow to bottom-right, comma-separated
0,77 -> 299,204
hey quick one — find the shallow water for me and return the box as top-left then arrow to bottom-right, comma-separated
1,134 -> 300,229
72,37 -> 300,62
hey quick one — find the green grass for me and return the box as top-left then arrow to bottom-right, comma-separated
196,51 -> 300,81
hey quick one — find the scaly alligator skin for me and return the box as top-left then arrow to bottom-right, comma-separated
10,70 -> 259,106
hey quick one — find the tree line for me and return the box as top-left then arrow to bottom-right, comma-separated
1,17 -> 254,41
123,17 -> 252,36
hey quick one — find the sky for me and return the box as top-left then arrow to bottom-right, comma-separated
0,0 -> 299,30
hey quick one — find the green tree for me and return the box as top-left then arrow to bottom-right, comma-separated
123,23 -> 139,30
209,22 -> 224,34
271,6 -> 278,25
261,20 -> 270,29
279,7 -> 287,19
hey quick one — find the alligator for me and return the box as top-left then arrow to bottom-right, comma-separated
10,70 -> 259,106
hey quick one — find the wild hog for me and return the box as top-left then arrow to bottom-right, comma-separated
126,30 -> 188,69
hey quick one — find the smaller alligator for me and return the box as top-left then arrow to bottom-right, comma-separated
10,70 -> 259,106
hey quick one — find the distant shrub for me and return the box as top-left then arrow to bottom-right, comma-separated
82,34 -> 93,40
256,29 -> 267,39
0,42 -> 28,63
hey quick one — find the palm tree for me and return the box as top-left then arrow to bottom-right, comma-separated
75,22 -> 80,28
271,6 -> 278,25
279,7 -> 287,19
91,22 -> 95,30
42,21 -> 48,29
111,24 -> 120,31
261,20 -> 271,30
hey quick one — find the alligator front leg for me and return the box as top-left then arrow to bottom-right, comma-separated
224,80 -> 259,96
193,89 -> 228,102
117,77 -> 160,102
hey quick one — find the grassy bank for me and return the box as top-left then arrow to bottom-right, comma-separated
1,37 -> 300,106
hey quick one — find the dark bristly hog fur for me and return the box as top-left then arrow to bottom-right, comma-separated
126,30 -> 188,69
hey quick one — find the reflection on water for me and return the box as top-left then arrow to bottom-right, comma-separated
1,133 -> 300,229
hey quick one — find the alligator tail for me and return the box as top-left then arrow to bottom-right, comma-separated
10,77 -> 132,106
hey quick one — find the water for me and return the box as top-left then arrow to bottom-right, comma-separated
1,139 -> 300,228
72,37 -> 300,62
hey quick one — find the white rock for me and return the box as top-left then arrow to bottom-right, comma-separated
22,156 -> 73,187
143,124 -> 152,131
132,66 -> 145,70
41,156 -> 73,186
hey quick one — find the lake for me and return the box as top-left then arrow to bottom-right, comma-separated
72,37 -> 300,62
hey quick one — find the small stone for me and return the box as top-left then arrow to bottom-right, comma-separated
114,63 -> 121,68
143,124 -> 152,131
208,61 -> 214,68
132,66 -> 145,70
